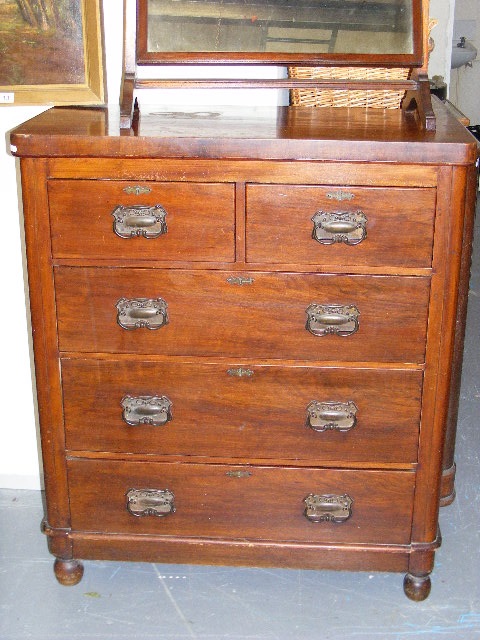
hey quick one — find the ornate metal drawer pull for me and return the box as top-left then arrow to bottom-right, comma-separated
227,368 -> 254,378
306,401 -> 358,433
121,395 -> 172,427
305,303 -> 359,337
126,489 -> 175,518
112,204 -> 167,239
304,493 -> 353,523
311,211 -> 367,246
123,185 -> 152,195
116,297 -> 169,330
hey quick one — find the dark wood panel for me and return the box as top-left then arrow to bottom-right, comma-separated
54,268 -> 431,362
246,184 -> 436,268
46,158 -> 439,187
441,164 -> 479,505
48,180 -> 235,262
67,459 -> 415,544
71,533 -> 411,571
19,159 -> 73,547
9,103 -> 478,164
62,358 -> 422,463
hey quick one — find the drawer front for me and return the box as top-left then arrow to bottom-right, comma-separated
48,180 -> 235,262
246,185 -> 436,268
55,268 -> 430,362
62,358 -> 422,464
67,459 -> 415,545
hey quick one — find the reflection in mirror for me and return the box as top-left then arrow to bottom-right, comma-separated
146,0 -> 414,56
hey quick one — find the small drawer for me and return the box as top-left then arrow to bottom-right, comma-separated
55,268 -> 430,363
246,185 -> 436,268
67,459 -> 415,545
48,180 -> 235,262
62,358 -> 422,464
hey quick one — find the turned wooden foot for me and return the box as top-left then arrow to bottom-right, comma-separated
403,573 -> 431,601
53,558 -> 84,586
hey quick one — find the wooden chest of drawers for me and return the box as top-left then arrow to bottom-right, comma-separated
11,103 -> 477,600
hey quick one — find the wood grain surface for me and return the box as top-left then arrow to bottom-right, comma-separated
54,267 -> 431,362
246,184 -> 436,268
49,180 -> 235,262
62,357 -> 422,463
67,458 -> 416,545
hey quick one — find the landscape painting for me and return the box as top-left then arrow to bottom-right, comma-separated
0,0 -> 105,104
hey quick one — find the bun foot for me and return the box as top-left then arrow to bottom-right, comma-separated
403,573 -> 431,601
53,559 -> 84,586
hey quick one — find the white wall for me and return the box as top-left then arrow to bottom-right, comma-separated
429,0 -> 456,86
450,0 -> 480,123
0,107 -> 42,489
0,1 -> 457,490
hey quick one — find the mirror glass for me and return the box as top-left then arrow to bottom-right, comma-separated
145,0 -> 414,57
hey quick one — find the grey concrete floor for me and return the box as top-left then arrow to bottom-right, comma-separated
1,209 -> 479,640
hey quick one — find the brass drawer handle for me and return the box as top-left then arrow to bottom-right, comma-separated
304,493 -> 353,523
126,489 -> 175,518
305,303 -> 359,337
112,204 -> 167,239
116,297 -> 169,330
121,395 -> 172,427
311,211 -> 367,246
306,401 -> 358,433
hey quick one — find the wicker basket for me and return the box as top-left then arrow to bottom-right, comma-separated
289,66 -> 410,109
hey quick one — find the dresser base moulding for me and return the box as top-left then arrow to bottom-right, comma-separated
42,524 -> 441,598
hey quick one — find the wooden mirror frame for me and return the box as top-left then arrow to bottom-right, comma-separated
120,0 -> 434,131
136,0 -> 424,67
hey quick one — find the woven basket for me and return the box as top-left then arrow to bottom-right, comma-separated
289,66 -> 410,109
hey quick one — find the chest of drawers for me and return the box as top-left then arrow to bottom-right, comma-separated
11,103 -> 477,600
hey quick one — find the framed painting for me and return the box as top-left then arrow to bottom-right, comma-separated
0,0 -> 105,105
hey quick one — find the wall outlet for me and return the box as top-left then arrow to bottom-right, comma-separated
0,93 -> 15,104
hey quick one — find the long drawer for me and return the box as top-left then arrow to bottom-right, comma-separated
67,459 -> 415,545
48,180 -> 235,262
62,358 -> 422,463
55,268 -> 430,362
246,184 -> 436,268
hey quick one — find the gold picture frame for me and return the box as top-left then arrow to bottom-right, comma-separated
0,0 -> 105,105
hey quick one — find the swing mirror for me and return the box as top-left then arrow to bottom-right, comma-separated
136,0 -> 423,66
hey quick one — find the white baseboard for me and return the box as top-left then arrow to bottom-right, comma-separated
0,474 -> 43,490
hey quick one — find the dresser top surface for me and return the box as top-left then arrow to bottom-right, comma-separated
10,100 -> 478,164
